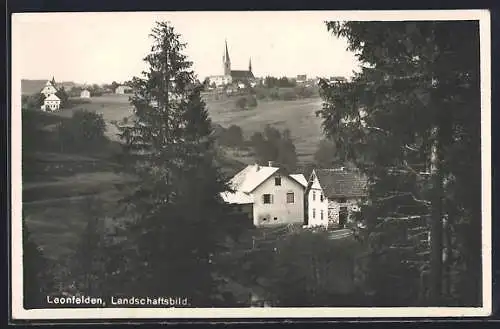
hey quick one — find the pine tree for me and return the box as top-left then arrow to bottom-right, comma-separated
114,21 -> 244,306
318,21 -> 481,306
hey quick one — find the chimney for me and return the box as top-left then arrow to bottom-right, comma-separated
268,161 -> 274,167
255,163 -> 260,171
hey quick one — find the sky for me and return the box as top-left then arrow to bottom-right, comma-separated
12,11 -> 362,84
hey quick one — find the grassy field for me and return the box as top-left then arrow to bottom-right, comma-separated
56,93 -> 325,164
22,93 -> 325,261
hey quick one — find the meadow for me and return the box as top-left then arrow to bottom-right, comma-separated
22,93 -> 326,261
60,93 -> 326,164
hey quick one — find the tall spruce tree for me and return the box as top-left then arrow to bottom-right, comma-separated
114,21 -> 244,305
318,21 -> 481,306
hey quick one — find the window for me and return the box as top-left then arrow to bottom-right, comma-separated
312,208 -> 316,219
263,194 -> 273,204
320,194 -> 324,202
339,197 -> 347,203
275,177 -> 281,186
320,210 -> 324,220
274,217 -> 278,221
313,191 -> 316,201
286,192 -> 295,204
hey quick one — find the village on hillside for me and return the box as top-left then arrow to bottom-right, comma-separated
18,15 -> 484,313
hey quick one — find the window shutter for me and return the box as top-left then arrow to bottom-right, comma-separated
262,195 -> 265,204
270,194 -> 274,204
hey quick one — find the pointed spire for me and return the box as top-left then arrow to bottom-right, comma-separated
224,39 -> 230,63
51,76 -> 56,85
249,57 -> 252,72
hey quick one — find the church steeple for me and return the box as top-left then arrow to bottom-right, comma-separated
249,58 -> 252,73
223,39 -> 231,76
224,39 -> 230,63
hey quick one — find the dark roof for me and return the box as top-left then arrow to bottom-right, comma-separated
225,40 -> 231,63
314,169 -> 367,198
231,70 -> 254,80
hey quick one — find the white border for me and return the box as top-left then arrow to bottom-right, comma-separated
11,9 -> 492,320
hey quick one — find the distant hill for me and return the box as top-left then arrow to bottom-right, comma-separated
21,79 -> 80,95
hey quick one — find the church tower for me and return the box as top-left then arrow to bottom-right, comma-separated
249,58 -> 252,73
223,40 -> 231,76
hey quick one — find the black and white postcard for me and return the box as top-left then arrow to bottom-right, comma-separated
10,10 -> 492,321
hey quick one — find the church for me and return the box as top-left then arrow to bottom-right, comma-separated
208,40 -> 256,88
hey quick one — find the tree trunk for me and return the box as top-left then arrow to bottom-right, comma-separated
429,126 -> 444,305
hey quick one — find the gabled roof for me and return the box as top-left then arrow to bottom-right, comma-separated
221,164 -> 306,204
313,169 -> 367,198
290,174 -> 307,188
45,94 -> 60,101
220,191 -> 253,204
229,164 -> 279,193
231,70 -> 255,79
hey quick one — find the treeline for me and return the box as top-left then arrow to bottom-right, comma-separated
251,86 -> 317,101
214,124 -> 298,173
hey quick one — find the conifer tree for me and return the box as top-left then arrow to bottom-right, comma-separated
318,21 -> 481,306
114,21 -> 244,305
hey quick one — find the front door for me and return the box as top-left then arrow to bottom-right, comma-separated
339,207 -> 348,228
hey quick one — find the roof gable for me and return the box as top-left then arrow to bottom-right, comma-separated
314,169 -> 367,198
289,174 -> 307,188
229,164 -> 279,193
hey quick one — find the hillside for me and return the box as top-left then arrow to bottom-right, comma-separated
29,93 -> 325,166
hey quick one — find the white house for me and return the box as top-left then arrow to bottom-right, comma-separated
115,85 -> 132,94
306,168 -> 367,228
41,80 -> 58,98
220,162 -> 308,227
80,89 -> 91,98
41,94 -> 61,112
208,75 -> 232,87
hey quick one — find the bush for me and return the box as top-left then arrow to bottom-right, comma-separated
235,95 -> 258,110
235,97 -> 247,110
57,109 -> 107,152
218,125 -> 245,148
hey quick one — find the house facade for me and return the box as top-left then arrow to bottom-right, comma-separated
80,89 -> 91,98
306,168 -> 367,228
41,94 -> 61,111
41,80 -> 58,98
220,162 -> 307,227
115,85 -> 132,94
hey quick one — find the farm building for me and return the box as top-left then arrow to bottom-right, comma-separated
220,162 -> 307,227
80,89 -> 91,98
115,85 -> 133,94
41,93 -> 61,112
306,168 -> 367,228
